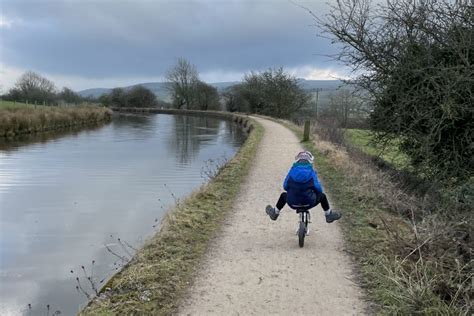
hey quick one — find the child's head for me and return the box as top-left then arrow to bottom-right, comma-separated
294,151 -> 314,164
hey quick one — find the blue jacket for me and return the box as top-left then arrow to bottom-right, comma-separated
283,162 -> 323,208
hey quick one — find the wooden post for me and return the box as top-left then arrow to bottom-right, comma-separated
303,120 -> 310,142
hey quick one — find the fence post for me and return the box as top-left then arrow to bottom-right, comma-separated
303,120 -> 310,142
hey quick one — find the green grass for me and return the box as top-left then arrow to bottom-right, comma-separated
345,129 -> 411,170
0,100 -> 35,109
81,115 -> 263,315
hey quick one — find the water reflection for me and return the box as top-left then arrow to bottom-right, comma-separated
0,124 -> 106,153
0,113 -> 246,315
168,115 -> 224,164
111,113 -> 155,132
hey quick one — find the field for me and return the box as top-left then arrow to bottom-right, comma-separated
0,100 -> 37,109
344,128 -> 411,170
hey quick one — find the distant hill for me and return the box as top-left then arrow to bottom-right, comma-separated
77,82 -> 170,100
77,79 -> 343,102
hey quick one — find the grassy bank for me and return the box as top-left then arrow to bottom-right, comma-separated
282,120 -> 472,314
0,105 -> 112,137
0,100 -> 32,109
81,115 -> 263,315
345,129 -> 411,171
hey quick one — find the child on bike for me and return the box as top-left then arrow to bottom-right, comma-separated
266,151 -> 341,223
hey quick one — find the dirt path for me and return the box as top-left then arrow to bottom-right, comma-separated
179,117 -> 366,315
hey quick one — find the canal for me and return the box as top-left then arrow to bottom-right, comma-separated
0,113 -> 246,315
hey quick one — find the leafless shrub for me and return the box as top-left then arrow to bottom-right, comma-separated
200,156 -> 229,180
312,117 -> 346,146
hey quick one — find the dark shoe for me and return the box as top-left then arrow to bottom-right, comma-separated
325,209 -> 342,223
266,205 -> 279,221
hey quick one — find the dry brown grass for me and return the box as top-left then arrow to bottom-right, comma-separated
0,105 -> 112,137
282,120 -> 473,314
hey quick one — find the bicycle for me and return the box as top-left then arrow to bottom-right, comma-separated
266,203 -> 313,248
295,206 -> 311,248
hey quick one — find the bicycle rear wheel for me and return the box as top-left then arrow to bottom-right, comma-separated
298,221 -> 306,247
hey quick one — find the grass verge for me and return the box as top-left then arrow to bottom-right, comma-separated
281,120 -> 472,315
0,100 -> 32,108
344,128 -> 411,171
0,105 -> 112,137
81,115 -> 263,315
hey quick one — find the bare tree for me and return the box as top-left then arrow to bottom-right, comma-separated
14,71 -> 56,104
311,0 -> 473,181
165,58 -> 199,109
327,88 -> 363,128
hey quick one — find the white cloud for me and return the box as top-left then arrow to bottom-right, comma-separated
0,15 -> 22,29
287,65 -> 351,80
0,64 -> 167,92
0,64 -> 23,92
200,69 -> 244,83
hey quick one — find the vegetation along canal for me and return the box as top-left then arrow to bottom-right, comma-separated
0,113 -> 246,315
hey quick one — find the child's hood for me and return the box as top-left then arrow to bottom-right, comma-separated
289,163 -> 314,183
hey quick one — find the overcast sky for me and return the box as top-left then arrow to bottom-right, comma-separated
0,0 -> 347,91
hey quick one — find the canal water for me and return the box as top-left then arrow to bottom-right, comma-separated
0,114 -> 246,315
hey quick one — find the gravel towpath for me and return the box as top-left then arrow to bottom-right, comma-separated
179,117 -> 366,315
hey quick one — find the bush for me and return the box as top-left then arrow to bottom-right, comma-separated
100,86 -> 158,108
224,68 -> 310,118
319,0 -> 473,182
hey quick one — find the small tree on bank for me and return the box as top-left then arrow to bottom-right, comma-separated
9,71 -> 57,104
224,68 -> 310,118
194,80 -> 220,110
222,84 -> 250,113
165,58 -> 199,109
127,86 -> 157,107
99,86 -> 157,108
58,87 -> 82,104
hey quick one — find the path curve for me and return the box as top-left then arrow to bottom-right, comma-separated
179,117 -> 366,315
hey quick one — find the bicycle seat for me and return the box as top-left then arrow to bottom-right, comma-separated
290,204 -> 311,213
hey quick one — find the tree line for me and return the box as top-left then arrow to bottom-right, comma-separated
3,71 -> 92,105
103,57 -> 314,116
98,86 -> 167,108
1,61 -> 321,121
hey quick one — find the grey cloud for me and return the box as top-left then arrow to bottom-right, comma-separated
2,0 -> 338,79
